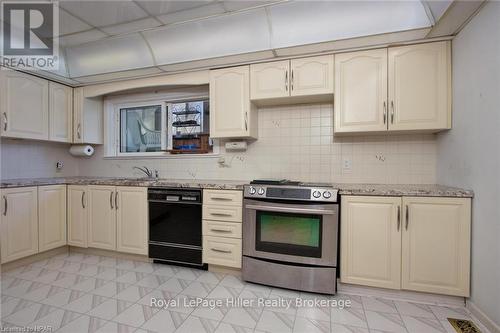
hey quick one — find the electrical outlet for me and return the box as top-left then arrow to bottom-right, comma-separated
342,157 -> 352,171
56,161 -> 64,170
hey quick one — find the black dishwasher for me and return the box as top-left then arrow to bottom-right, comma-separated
148,188 -> 206,268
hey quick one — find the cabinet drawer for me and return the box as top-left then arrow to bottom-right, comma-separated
203,236 -> 242,268
203,190 -> 242,206
203,220 -> 242,239
203,205 -> 242,222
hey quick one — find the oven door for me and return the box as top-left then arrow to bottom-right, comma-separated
243,199 -> 338,267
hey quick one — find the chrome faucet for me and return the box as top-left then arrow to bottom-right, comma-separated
133,166 -> 159,179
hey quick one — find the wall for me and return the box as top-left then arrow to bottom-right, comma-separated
0,139 -> 80,179
436,1 -> 500,328
78,103 -> 437,184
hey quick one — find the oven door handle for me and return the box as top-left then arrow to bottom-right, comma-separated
245,204 -> 336,215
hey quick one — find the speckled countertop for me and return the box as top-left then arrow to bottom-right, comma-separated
0,177 -> 473,197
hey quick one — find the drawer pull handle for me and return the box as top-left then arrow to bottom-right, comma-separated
210,212 -> 232,217
210,228 -> 231,233
210,197 -> 232,201
211,247 -> 232,253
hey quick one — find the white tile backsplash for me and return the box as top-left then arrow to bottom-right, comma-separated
76,104 -> 437,184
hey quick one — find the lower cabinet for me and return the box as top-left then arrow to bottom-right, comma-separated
38,185 -> 67,252
88,185 -> 116,250
0,187 -> 39,263
203,236 -> 242,268
341,195 -> 471,297
67,185 -> 88,247
116,186 -> 148,255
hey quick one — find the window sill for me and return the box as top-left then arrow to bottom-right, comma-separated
103,152 -> 221,160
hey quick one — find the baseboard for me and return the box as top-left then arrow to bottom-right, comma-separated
1,246 -> 69,272
466,300 -> 500,333
69,247 -> 151,263
337,281 -> 465,307
208,264 -> 241,277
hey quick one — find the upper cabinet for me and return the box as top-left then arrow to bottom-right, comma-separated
0,70 -> 49,140
210,66 -> 257,139
250,55 -> 334,105
388,42 -> 451,131
49,82 -> 73,143
335,49 -> 388,133
334,41 -> 451,134
73,87 -> 103,144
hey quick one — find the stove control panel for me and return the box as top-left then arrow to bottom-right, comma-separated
244,185 -> 338,202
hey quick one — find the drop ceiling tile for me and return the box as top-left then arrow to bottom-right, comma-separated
100,17 -> 161,35
59,29 -> 107,47
156,2 -> 226,25
59,9 -> 92,36
222,0 -> 281,12
136,0 -> 212,16
59,0 -> 148,27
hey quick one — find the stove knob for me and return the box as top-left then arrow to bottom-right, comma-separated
323,191 -> 332,199
249,187 -> 256,195
312,190 -> 321,198
257,188 -> 265,195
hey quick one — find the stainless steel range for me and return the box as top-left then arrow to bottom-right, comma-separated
242,180 -> 339,294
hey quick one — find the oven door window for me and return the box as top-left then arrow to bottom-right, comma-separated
255,211 -> 322,258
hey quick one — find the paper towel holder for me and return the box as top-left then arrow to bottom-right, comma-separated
225,141 -> 247,152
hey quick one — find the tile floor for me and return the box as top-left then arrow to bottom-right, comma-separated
0,252 -> 487,333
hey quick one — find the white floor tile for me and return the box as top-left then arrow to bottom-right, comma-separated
214,322 -> 253,333
401,315 -> 446,333
331,323 -> 370,332
429,305 -> 471,320
87,297 -> 134,320
256,310 -> 294,333
140,309 -> 188,333
293,316 -> 330,333
115,285 -> 154,302
113,303 -> 159,328
362,296 -> 398,314
331,307 -> 368,328
222,306 -> 263,329
364,310 -> 407,333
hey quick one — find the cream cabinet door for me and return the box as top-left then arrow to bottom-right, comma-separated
67,185 -> 88,248
341,196 -> 402,289
210,66 -> 256,138
250,60 -> 290,100
0,70 -> 49,140
49,82 -> 73,142
0,187 -> 38,263
88,186 -> 116,250
116,187 -> 148,255
334,49 -> 388,133
290,55 -> 334,97
38,185 -> 67,252
73,87 -> 103,144
401,197 -> 471,296
388,41 -> 451,131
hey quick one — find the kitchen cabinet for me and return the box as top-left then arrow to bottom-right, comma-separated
334,49 -> 388,133
250,55 -> 334,104
250,60 -> 290,100
334,42 -> 451,134
388,42 -> 451,131
0,187 -> 38,263
202,189 -> 242,268
88,185 -> 116,250
340,195 -> 471,297
116,186 -> 148,255
73,87 -> 103,144
340,196 -> 402,289
67,185 -> 88,248
38,185 -> 67,252
0,69 -> 49,140
49,82 -> 73,142
290,55 -> 334,97
209,66 -> 257,139
402,197 -> 471,296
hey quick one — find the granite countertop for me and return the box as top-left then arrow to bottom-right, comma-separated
0,177 -> 473,198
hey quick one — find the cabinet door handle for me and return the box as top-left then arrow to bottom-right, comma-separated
391,101 -> 395,124
115,191 -> 118,209
110,191 -> 114,209
291,70 -> 294,90
285,70 -> 288,92
77,123 -> 81,139
3,112 -> 7,131
211,247 -> 231,253
397,205 -> 401,231
405,205 -> 409,230
383,102 -> 387,124
3,196 -> 7,216
81,191 -> 85,209
244,112 -> 248,131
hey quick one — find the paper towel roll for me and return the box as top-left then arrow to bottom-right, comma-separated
69,145 -> 94,157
